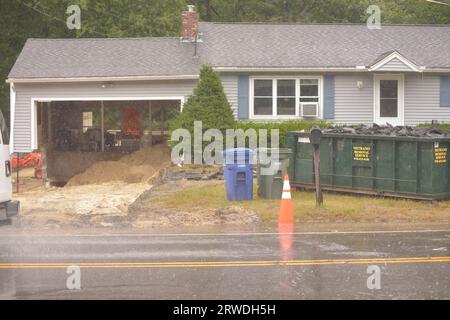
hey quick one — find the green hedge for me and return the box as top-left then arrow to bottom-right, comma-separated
418,122 -> 450,131
235,120 -> 330,147
168,120 -> 331,158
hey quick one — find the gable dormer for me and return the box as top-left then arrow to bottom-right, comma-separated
369,51 -> 423,72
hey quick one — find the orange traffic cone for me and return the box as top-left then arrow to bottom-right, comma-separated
279,174 -> 294,225
278,223 -> 294,255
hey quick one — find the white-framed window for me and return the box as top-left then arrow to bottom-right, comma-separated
300,78 -> 320,118
250,76 -> 323,120
253,79 -> 274,116
277,79 -> 297,116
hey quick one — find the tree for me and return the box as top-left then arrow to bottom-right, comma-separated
0,0 -> 186,126
169,65 -> 235,134
0,0 -> 60,127
197,0 -> 450,24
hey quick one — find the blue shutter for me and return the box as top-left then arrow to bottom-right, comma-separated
238,75 -> 250,120
440,76 -> 450,108
323,75 -> 335,119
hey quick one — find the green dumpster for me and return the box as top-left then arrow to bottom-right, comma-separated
286,132 -> 450,200
285,132 -> 298,180
257,148 -> 292,199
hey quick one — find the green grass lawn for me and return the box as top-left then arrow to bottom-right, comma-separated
154,181 -> 450,223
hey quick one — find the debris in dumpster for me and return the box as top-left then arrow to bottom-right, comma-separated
322,124 -> 450,137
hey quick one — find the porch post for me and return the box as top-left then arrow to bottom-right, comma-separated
148,101 -> 153,147
47,102 -> 53,151
101,101 -> 105,152
161,106 -> 165,136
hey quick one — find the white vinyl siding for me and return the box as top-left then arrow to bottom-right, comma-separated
376,57 -> 415,72
220,75 -> 239,118
404,74 -> 450,125
334,74 -> 373,125
334,73 -> 450,126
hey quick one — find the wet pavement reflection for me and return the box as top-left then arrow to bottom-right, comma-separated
0,228 -> 449,299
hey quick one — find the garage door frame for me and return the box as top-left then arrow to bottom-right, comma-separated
30,96 -> 185,151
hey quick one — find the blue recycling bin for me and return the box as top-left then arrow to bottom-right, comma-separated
223,148 -> 254,201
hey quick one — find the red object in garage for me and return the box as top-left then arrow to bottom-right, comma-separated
12,152 -> 42,170
122,107 -> 142,137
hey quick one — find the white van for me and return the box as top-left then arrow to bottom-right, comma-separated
0,110 -> 19,223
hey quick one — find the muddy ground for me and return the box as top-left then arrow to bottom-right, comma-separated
14,182 -> 151,228
11,160 -> 450,232
129,178 -> 260,229
12,165 -> 260,230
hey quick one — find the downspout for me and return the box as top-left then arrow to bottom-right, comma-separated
101,101 -> 105,152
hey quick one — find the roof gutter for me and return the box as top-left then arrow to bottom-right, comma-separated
213,66 -> 450,73
213,66 -> 367,72
6,68 -> 450,84
6,74 -> 200,84
423,68 -> 450,73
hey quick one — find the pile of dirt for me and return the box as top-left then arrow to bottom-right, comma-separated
323,124 -> 450,137
66,144 -> 172,186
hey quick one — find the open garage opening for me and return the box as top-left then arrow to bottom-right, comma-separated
35,99 -> 181,185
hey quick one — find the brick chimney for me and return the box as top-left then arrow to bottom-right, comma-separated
181,5 -> 199,42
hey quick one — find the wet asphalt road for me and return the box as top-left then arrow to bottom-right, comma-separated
0,230 -> 449,300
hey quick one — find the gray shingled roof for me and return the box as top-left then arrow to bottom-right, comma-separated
198,22 -> 450,69
8,37 -> 201,79
8,23 -> 450,79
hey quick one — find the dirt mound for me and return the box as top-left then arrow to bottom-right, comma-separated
67,144 -> 171,186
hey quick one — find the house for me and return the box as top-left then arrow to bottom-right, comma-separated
6,5 -> 450,183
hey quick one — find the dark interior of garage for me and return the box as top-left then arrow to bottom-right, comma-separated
35,99 -> 180,184
38,100 -> 180,154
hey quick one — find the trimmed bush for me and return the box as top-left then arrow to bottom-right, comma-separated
169,65 -> 235,134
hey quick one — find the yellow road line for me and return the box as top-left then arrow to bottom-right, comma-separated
0,256 -> 449,270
